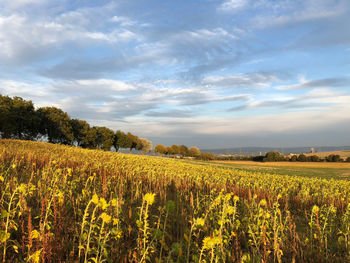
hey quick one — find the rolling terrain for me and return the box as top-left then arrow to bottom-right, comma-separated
0,139 -> 350,262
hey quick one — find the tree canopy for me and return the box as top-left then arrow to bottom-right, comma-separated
0,94 -> 151,153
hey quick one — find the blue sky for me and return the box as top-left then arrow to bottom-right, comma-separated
0,0 -> 349,148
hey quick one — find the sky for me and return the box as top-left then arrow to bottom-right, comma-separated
0,0 -> 349,149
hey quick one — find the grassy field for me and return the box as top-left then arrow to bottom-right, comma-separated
1,139 -> 350,262
196,161 -> 350,181
305,150 -> 350,159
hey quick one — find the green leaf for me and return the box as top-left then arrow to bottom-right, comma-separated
0,231 -> 10,243
1,210 -> 8,218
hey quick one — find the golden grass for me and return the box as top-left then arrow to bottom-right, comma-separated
212,160 -> 350,169
304,150 -> 350,158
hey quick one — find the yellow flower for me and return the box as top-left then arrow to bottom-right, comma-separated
100,212 -> 111,224
226,205 -> 235,215
259,199 -> 267,207
312,205 -> 319,214
99,198 -> 109,210
194,217 -> 205,227
113,218 -> 119,225
202,236 -> 222,250
144,193 -> 156,205
12,164 -> 16,169
92,194 -> 99,205
31,230 -> 40,239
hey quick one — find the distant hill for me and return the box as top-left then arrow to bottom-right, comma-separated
201,146 -> 350,156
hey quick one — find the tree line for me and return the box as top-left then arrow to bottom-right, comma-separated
0,94 -> 152,153
154,144 -> 215,160
217,151 -> 350,162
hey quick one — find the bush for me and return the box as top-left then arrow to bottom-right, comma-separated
297,154 -> 307,162
309,155 -> 320,162
263,151 -> 285,162
326,154 -> 342,162
200,152 -> 215,161
290,155 -> 298,162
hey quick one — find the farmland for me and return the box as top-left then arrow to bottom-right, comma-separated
1,139 -> 350,262
200,161 -> 350,181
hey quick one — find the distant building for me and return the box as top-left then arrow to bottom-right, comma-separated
310,147 -> 315,153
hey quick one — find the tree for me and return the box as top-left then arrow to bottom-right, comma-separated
84,127 -> 98,149
179,145 -> 189,156
114,130 -> 129,150
154,144 -> 166,155
326,154 -> 341,162
127,132 -> 139,152
290,155 -> 298,162
0,95 -> 12,138
297,154 -> 307,162
200,152 -> 215,160
96,126 -> 115,151
263,152 -> 284,162
309,155 -> 320,162
0,95 -> 39,139
37,107 -> 74,144
346,157 -> 350,163
170,145 -> 180,155
71,119 -> 90,147
189,146 -> 201,157
165,146 -> 173,155
137,138 -> 152,154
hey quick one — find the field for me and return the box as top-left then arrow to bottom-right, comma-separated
305,151 -> 350,159
1,140 -> 350,262
204,161 -> 350,181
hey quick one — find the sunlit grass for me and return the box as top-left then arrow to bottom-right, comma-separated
0,139 -> 349,262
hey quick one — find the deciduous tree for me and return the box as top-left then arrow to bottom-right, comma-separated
37,107 -> 74,144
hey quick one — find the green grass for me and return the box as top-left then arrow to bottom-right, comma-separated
182,160 -> 350,181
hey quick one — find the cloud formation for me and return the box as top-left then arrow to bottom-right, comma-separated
0,0 -> 349,147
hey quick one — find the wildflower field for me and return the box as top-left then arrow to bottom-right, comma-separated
0,140 -> 349,262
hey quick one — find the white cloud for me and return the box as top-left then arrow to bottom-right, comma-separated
0,0 -> 47,9
275,76 -> 350,90
195,107 -> 350,135
110,16 -> 135,26
252,0 -> 345,28
0,12 -> 138,63
56,79 -> 137,93
0,79 -> 50,99
218,0 -> 249,12
202,72 -> 278,89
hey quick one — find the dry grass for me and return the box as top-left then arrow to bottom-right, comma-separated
212,160 -> 350,169
304,150 -> 350,158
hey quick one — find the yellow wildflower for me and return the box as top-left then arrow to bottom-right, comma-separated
144,193 -> 156,205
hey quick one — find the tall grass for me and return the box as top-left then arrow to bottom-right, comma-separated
0,139 -> 349,262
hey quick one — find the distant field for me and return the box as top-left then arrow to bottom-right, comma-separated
304,150 -> 350,158
213,160 -> 350,168
188,160 -> 350,181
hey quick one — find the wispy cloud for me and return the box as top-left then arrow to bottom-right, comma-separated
1,0 -> 350,147
228,88 -> 349,111
202,72 -> 278,89
218,0 -> 249,13
275,77 -> 350,90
